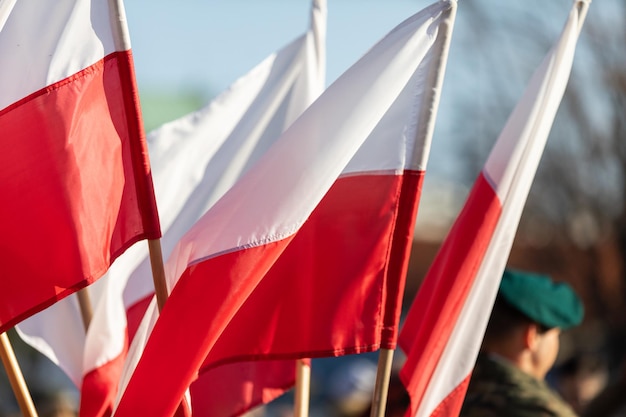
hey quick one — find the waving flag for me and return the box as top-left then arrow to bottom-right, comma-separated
112,2 -> 457,416
16,0 -> 326,416
0,0 -> 160,332
398,3 -> 588,417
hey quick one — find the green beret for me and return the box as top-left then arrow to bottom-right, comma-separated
499,269 -> 583,330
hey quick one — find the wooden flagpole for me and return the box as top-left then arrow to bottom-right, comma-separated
294,360 -> 311,417
77,289 -> 94,331
101,0 -> 172,408
0,332 -> 38,417
369,2 -> 457,417
107,10 -> 172,412
369,349 -> 394,417
148,239 -> 169,312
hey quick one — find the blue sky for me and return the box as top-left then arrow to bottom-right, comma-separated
125,0 -> 432,95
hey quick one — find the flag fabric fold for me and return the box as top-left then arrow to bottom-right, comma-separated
398,3 -> 587,417
16,0 -> 327,415
112,2 -> 456,416
0,0 -> 160,333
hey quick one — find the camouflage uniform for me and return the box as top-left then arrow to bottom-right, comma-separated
459,353 -> 578,417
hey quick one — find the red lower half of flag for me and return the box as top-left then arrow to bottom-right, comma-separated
114,171 -> 423,417
399,173 -> 502,417
191,360 -> 301,417
80,334 -> 129,417
426,376 -> 470,417
0,51 -> 160,333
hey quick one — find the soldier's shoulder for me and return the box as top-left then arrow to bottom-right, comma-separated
461,357 -> 578,417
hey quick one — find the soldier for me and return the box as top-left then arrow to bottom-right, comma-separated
459,269 -> 584,417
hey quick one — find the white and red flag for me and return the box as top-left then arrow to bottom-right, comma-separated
16,0 -> 327,415
0,0 -> 160,332
398,2 -> 588,417
112,1 -> 457,416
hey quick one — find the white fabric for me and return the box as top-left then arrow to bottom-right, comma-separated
413,4 -> 583,416
0,0 -> 118,110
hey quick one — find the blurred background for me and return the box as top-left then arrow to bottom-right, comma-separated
1,0 -> 625,415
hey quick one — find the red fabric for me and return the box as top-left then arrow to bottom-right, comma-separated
399,173 -> 501,416
190,360 -> 299,417
116,239 -> 292,417
79,294 -> 153,417
114,171 -> 423,417
126,295 -> 153,343
0,51 -> 160,333
80,334 -> 128,417
427,375 -> 470,417
382,167 -> 425,345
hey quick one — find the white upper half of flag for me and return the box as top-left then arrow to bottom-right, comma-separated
311,0 -> 327,84
482,4 -> 579,203
411,4 -> 584,417
164,0 -> 455,290
146,34 -> 323,247
0,0 -> 123,110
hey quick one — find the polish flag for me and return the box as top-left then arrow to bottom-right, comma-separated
398,3 -> 587,417
0,0 -> 160,333
112,2 -> 457,416
16,0 -> 326,415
